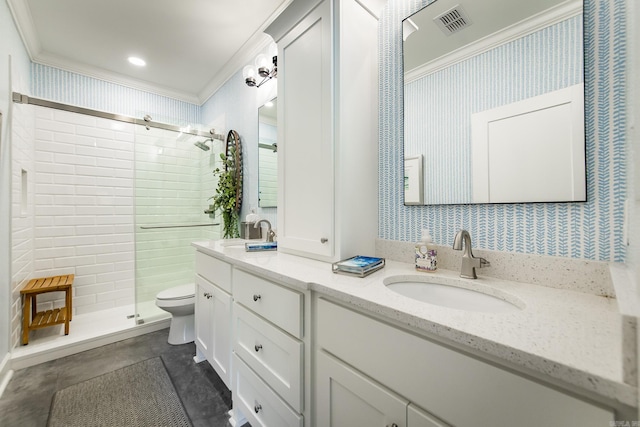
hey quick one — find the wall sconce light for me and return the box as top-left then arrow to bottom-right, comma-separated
243,43 -> 278,88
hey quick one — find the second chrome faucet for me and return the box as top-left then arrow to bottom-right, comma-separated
452,230 -> 490,279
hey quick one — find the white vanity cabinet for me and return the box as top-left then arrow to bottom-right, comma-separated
231,268 -> 306,427
266,0 -> 382,262
194,251 -> 232,389
315,297 -> 615,427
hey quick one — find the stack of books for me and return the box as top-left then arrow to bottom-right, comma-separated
331,255 -> 385,277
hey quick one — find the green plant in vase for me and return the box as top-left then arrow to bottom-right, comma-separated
211,146 -> 240,238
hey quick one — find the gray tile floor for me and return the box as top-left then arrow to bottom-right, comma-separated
0,329 -> 243,427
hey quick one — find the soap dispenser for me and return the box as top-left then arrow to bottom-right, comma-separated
415,228 -> 437,272
241,207 -> 261,239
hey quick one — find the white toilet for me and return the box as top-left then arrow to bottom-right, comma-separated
155,283 -> 196,345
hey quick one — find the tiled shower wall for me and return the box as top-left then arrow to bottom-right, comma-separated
10,103 -> 35,348
12,105 -> 136,348
379,0 -> 627,262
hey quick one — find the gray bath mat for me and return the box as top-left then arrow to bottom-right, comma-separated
48,357 -> 192,427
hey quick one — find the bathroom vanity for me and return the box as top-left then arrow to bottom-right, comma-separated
192,240 -> 636,427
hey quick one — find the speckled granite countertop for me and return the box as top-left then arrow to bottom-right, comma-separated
192,240 -> 636,408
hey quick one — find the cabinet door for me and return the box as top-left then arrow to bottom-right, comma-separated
316,350 -> 407,427
195,275 -> 232,389
210,282 -> 232,389
195,275 -> 213,361
277,0 -> 334,260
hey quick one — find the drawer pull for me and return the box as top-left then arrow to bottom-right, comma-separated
320,237 -> 328,243
254,402 -> 262,414
253,294 -> 261,302
255,344 -> 263,352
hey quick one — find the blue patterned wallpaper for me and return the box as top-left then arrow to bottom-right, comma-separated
30,63 -> 201,126
379,0 -> 626,262
405,16 -> 583,204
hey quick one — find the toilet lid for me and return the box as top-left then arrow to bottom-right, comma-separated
157,284 -> 195,300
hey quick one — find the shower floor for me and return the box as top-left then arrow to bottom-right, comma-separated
11,301 -> 170,370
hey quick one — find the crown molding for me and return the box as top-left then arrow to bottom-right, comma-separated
197,0 -> 293,104
197,33 -> 274,105
6,0 -> 41,60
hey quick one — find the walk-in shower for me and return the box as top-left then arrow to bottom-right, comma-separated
10,93 -> 225,335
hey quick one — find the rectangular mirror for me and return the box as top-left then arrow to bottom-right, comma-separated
403,0 -> 585,205
258,98 -> 278,207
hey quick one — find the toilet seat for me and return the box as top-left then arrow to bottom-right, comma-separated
156,284 -> 195,301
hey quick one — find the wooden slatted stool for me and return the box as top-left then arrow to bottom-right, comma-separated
21,274 -> 74,345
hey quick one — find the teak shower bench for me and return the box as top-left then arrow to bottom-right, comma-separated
21,274 -> 73,345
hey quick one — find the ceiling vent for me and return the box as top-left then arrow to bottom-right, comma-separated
433,5 -> 472,36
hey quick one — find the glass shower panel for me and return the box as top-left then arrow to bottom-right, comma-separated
134,125 -> 221,324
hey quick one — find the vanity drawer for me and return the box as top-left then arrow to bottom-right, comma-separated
195,251 -> 231,293
234,303 -> 303,411
233,354 -> 303,427
233,269 -> 303,338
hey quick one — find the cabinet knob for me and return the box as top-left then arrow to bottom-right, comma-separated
255,344 -> 263,352
203,292 -> 211,299
253,294 -> 261,302
254,402 -> 262,414
320,237 -> 328,243
386,424 -> 398,427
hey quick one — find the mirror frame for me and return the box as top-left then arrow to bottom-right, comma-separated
225,129 -> 243,214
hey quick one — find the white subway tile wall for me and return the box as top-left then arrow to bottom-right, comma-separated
10,103 -> 36,348
31,106 -> 136,317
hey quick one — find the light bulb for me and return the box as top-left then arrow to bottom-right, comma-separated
255,54 -> 268,69
255,54 -> 270,78
243,65 -> 256,87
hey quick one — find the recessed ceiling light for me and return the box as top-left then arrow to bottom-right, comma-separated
128,56 -> 146,67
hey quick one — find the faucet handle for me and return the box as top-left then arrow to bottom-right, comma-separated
479,257 -> 490,268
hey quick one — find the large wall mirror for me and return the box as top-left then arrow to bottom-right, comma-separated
403,0 -> 585,205
258,98 -> 278,207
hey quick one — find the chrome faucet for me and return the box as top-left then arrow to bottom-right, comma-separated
254,219 -> 276,243
452,230 -> 490,279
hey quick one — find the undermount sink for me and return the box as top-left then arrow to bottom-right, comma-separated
384,276 -> 523,313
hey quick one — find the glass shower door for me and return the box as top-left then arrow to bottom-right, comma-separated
133,125 -> 220,324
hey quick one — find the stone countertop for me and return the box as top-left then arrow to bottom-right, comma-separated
192,240 -> 637,408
